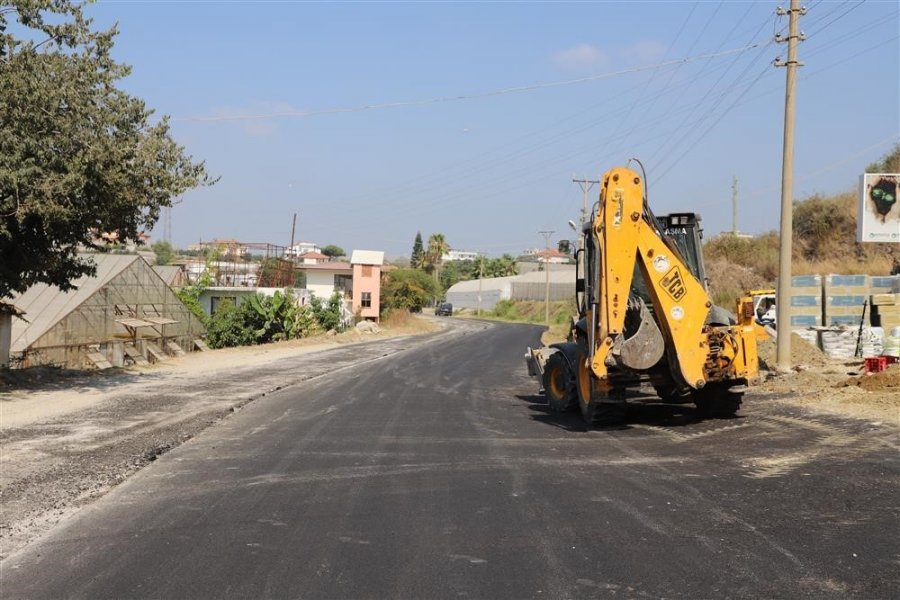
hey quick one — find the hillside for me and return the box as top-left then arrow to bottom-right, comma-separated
703,145 -> 900,306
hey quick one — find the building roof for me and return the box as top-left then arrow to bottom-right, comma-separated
516,270 -> 576,284
524,248 -> 570,260
446,276 -> 518,294
296,261 -> 352,272
9,254 -> 141,352
153,265 -> 184,286
350,250 -> 384,266
300,251 -> 329,260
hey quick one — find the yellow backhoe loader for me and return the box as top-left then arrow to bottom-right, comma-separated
526,165 -> 759,426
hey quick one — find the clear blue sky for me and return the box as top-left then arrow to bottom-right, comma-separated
90,0 -> 899,259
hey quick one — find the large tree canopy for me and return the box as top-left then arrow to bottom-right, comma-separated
0,1 -> 214,298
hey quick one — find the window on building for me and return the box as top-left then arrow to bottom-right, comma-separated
334,274 -> 352,291
361,292 -> 372,308
362,265 -> 373,277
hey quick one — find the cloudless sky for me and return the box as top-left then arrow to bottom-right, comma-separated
88,0 -> 899,259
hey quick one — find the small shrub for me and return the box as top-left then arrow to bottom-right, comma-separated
206,299 -> 254,348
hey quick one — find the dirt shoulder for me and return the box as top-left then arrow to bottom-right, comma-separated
755,334 -> 900,425
0,316 -> 446,559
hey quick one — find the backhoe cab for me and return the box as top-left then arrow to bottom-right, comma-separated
527,166 -> 759,426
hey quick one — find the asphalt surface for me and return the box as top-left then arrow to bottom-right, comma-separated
1,320 -> 898,599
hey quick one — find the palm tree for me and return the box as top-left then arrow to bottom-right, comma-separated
425,233 -> 450,290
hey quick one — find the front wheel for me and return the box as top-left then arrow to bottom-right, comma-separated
543,351 -> 577,413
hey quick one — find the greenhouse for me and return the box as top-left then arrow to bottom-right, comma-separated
9,254 -> 205,369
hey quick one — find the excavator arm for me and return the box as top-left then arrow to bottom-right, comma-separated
587,166 -> 756,393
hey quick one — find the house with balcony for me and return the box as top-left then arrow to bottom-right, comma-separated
294,248 -> 384,322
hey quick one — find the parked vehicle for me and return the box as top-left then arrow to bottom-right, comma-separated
436,302 -> 453,316
525,165 -> 759,426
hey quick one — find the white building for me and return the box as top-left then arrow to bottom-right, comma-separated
286,241 -> 321,257
441,249 -> 480,262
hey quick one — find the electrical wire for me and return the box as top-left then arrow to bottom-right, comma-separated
805,0 -> 867,38
169,44 -> 762,123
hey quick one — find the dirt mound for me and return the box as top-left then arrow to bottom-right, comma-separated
840,364 -> 900,391
757,333 -> 830,369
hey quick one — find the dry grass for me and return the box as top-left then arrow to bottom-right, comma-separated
377,310 -> 440,335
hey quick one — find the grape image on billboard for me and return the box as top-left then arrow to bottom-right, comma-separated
858,173 -> 900,243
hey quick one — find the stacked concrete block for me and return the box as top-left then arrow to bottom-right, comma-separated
820,326 -> 883,359
787,275 -> 823,328
823,274 -> 870,327
870,275 -> 900,294
871,292 -> 900,331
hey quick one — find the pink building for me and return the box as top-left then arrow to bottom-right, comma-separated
350,250 -> 384,322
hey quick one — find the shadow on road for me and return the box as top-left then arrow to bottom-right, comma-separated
516,393 -> 744,432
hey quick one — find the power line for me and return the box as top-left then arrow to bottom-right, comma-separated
643,12 -> 776,169
169,44 -> 762,123
806,0 -> 867,38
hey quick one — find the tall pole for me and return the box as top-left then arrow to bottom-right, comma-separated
477,255 -> 484,316
732,176 -> 738,235
539,230 -> 555,326
289,212 -> 297,260
572,177 -> 600,248
775,0 -> 804,371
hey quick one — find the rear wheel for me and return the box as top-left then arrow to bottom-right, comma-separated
543,351 -> 577,413
654,384 -> 692,404
576,337 -> 626,427
693,384 -> 742,418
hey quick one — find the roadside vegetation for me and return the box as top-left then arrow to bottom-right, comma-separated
205,291 -> 346,349
704,144 -> 900,307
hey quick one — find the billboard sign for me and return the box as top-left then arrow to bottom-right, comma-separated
858,173 -> 900,243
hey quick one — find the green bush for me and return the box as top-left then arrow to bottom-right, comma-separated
206,299 -> 254,348
310,292 -> 345,332
241,290 -> 299,343
382,269 -> 437,314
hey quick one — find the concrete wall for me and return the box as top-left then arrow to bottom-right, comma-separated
198,287 -> 311,315
307,271 -> 341,300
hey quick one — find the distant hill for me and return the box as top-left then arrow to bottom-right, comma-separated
703,144 -> 900,306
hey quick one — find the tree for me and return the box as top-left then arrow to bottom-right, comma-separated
321,245 -> 345,259
0,1 -> 214,299
151,240 -> 174,266
410,232 -> 425,268
381,268 -> 437,313
425,233 -> 450,290
486,254 -> 518,277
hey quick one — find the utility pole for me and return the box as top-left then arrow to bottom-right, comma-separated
289,212 -> 297,261
731,176 -> 738,235
572,176 -> 600,244
539,230 -> 555,326
477,255 -> 484,316
775,0 -> 805,371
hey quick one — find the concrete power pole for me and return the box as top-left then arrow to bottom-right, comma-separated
775,0 -> 805,371
572,177 -> 600,245
477,255 -> 484,316
732,176 -> 738,235
539,230 -> 555,326
289,213 -> 297,261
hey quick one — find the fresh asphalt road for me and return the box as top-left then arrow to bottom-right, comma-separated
2,320 -> 897,599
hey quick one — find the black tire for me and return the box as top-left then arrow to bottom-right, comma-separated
654,384 -> 692,404
543,351 -> 577,413
693,385 -> 742,418
575,336 -> 626,427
